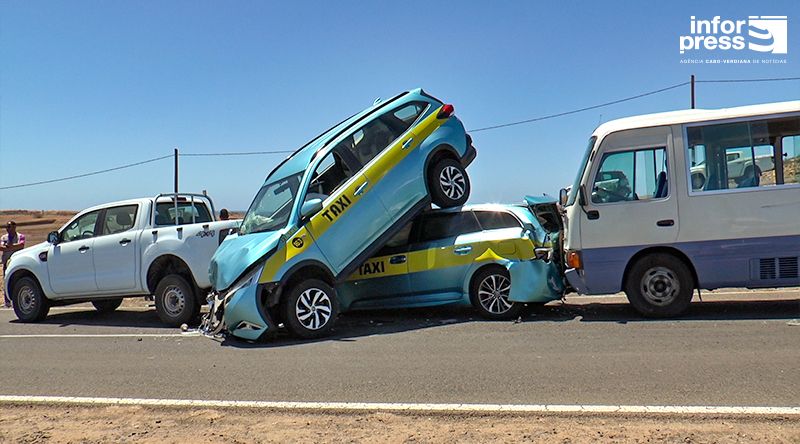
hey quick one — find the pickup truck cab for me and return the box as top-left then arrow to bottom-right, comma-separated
4,193 -> 240,326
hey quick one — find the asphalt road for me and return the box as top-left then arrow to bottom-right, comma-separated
1,290 -> 798,407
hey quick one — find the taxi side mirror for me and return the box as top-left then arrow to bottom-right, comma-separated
300,198 -> 323,220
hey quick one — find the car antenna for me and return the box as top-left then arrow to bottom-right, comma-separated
373,97 -> 382,105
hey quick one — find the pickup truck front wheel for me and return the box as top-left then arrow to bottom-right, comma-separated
12,276 -> 50,322
154,275 -> 197,327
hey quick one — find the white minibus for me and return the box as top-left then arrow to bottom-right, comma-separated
559,101 -> 800,316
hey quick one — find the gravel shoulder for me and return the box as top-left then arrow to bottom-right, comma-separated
2,404 -> 799,443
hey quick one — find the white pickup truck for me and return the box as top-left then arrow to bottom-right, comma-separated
4,193 -> 240,326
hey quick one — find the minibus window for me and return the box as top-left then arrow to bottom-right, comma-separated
591,147 -> 667,204
687,116 -> 800,192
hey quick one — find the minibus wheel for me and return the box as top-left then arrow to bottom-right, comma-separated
283,279 -> 339,339
12,276 -> 50,322
625,253 -> 693,317
92,298 -> 123,313
429,158 -> 470,208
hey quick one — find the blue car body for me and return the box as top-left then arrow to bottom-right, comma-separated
207,89 -> 476,340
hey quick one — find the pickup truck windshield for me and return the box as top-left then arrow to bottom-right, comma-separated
240,173 -> 302,235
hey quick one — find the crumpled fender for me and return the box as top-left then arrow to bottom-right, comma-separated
224,281 -> 272,341
506,260 -> 564,303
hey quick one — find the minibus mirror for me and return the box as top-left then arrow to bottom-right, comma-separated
300,198 -> 323,219
47,231 -> 60,245
558,188 -> 568,206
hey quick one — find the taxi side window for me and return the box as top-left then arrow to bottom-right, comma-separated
306,151 -> 355,202
340,102 -> 428,167
417,212 -> 481,243
375,222 -> 412,256
474,211 -> 521,230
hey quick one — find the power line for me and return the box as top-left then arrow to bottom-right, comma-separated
181,150 -> 295,157
0,155 -> 172,190
467,81 -> 691,133
697,76 -> 800,84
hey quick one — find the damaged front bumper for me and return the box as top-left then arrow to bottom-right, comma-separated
506,258 -> 565,303
201,274 -> 276,341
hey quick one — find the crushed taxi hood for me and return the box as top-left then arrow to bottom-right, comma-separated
209,230 -> 282,291
524,195 -> 557,206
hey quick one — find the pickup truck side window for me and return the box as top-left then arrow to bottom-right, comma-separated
155,202 -> 212,226
101,205 -> 138,235
687,116 -> 800,192
62,210 -> 100,243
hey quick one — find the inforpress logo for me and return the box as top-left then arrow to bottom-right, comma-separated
679,15 -> 788,55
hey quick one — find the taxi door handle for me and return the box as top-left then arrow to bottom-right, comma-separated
354,181 -> 369,196
454,246 -> 472,255
402,137 -> 414,150
390,255 -> 407,264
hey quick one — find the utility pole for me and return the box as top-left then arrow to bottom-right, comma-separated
174,148 -> 179,194
690,75 -> 696,109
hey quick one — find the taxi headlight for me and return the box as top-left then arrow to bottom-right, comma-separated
226,264 -> 265,298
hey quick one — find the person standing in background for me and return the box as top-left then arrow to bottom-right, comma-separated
1,221 -> 26,307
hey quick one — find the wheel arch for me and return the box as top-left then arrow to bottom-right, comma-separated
146,254 -> 202,299
621,246 -> 699,291
270,260 -> 336,308
465,262 -> 509,296
6,268 -> 46,299
423,144 -> 459,192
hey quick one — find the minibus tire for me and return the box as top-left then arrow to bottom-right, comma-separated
429,158 -> 470,208
625,254 -> 693,318
92,298 -> 123,313
12,276 -> 50,322
283,279 -> 339,339
154,274 -> 197,327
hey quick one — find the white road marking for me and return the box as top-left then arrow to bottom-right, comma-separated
0,333 -> 197,338
0,395 -> 797,415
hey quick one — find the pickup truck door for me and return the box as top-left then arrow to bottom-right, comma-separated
94,204 -> 139,292
48,210 -> 100,295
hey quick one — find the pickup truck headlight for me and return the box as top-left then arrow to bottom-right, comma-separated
225,263 -> 265,299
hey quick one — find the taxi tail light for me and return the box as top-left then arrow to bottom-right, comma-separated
566,250 -> 582,270
437,104 -> 454,119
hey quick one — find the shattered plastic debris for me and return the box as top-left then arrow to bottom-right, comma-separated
787,319 -> 800,326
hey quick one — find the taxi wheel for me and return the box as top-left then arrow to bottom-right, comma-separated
283,279 -> 339,339
92,298 -> 123,313
429,158 -> 470,208
624,253 -> 693,318
470,267 -> 523,320
154,274 -> 197,327
12,276 -> 50,322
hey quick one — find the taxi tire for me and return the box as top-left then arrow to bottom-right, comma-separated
283,279 -> 339,339
92,298 -> 123,313
429,158 -> 470,208
624,253 -> 693,318
154,274 -> 197,327
470,267 -> 523,321
12,276 -> 50,322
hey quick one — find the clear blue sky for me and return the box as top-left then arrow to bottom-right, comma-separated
1,1 -> 798,210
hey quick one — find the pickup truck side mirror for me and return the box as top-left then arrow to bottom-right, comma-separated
47,231 -> 60,245
300,198 -> 323,220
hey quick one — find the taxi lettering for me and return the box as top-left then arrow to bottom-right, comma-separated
321,195 -> 352,222
359,260 -> 385,276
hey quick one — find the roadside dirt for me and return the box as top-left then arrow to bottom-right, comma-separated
1,404 -> 798,443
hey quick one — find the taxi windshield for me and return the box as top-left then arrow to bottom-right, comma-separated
240,173 -> 302,235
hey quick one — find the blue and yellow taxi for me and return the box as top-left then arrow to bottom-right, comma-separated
205,89 -> 477,340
